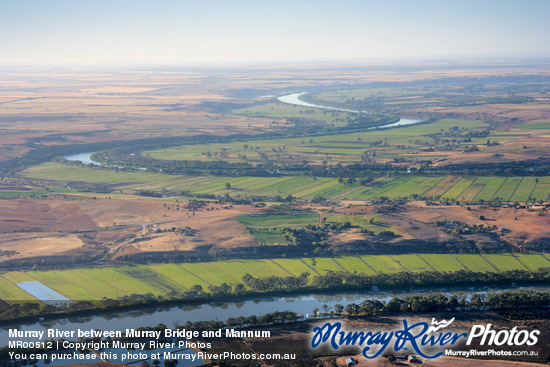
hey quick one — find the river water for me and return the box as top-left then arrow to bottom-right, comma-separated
3,284 -> 546,347
63,152 -> 98,165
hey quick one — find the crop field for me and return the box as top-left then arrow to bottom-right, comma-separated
1,253 -> 548,302
27,271 -> 95,300
21,163 -> 353,199
309,257 -> 346,274
422,176 -> 462,198
473,177 -> 507,201
418,254 -> 466,272
359,255 -> 405,273
456,176 -> 492,202
237,214 -> 318,229
529,176 -> 550,201
240,259 -> 293,278
144,119 -> 489,165
440,177 -> 476,199
54,269 -> 128,299
482,254 -> 528,272
273,258 -> 317,276
493,177 -> 524,201
333,257 -> 377,275
509,177 -> 538,201
513,253 -> 550,271
323,214 -> 397,233
149,264 -> 209,290
389,254 -> 433,272
0,276 -> 39,303
517,121 -> 550,130
454,254 -> 498,272
181,262 -> 243,285
21,162 -> 550,202
237,214 -> 318,245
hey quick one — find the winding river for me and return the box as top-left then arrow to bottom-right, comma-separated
64,93 -> 420,165
277,92 -> 422,128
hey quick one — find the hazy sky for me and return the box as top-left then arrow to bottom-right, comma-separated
1,0 -> 549,65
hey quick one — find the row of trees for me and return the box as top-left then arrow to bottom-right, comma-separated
324,289 -> 550,317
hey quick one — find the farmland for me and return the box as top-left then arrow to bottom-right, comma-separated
236,214 -> 318,244
0,62 -> 549,335
143,118 -> 489,166
20,161 -> 550,202
1,252 -> 548,302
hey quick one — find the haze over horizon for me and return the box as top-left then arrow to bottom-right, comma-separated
1,0 -> 549,66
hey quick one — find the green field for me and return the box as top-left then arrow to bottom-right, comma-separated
440,177 -> 476,199
236,214 -> 319,244
419,254 -> 466,272
482,254 -> 528,272
529,176 -> 550,201
1,253 -> 549,302
493,177 -> 524,201
454,254 -> 498,272
513,253 -> 550,271
517,121 -> 550,130
474,177 -> 507,201
389,254 -> 433,272
20,160 -> 550,203
144,119 -> 488,166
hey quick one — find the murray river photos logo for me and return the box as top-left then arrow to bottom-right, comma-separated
310,318 -> 540,359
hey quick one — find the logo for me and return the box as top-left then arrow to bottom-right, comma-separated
311,319 -> 467,359
426,317 -> 455,333
466,324 -> 539,346
310,318 -> 540,359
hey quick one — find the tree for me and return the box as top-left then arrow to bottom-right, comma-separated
225,182 -> 231,189
312,307 -> 320,317
345,303 -> 361,316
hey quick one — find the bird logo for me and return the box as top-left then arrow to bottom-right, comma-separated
426,317 -> 455,333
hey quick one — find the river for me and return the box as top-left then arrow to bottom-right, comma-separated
277,92 -> 422,128
64,93 -> 419,165
63,152 -> 99,165
3,284 -> 546,347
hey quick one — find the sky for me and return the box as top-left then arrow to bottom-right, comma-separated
1,0 -> 549,65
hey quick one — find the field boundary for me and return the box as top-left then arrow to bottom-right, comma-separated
479,254 -> 501,272
357,257 -> 380,274
416,254 -> 437,271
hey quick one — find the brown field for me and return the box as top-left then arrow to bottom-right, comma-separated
329,201 -> 548,248
0,232 -> 84,259
0,196 -> 258,261
122,216 -> 257,255
0,198 -> 96,232
432,133 -> 550,166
